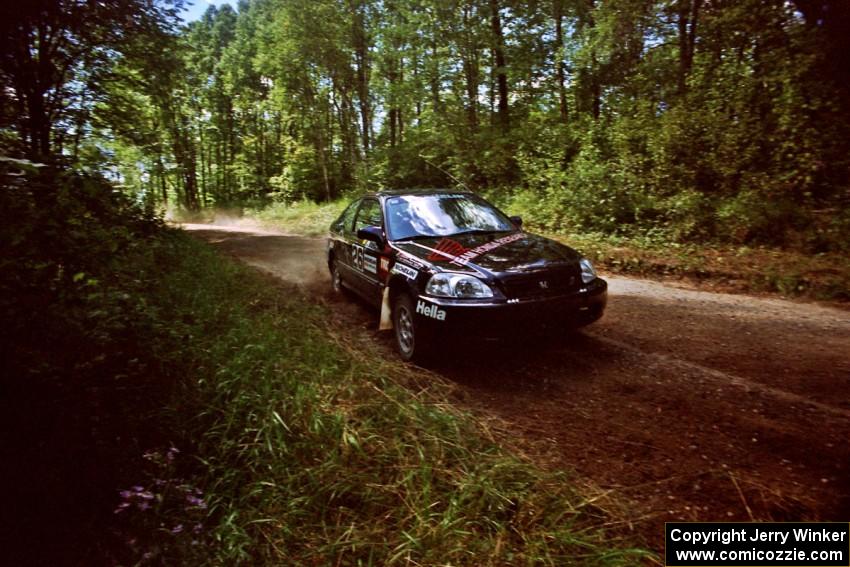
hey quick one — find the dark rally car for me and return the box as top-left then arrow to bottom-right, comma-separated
327,189 -> 607,361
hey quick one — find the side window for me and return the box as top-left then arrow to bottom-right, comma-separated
354,199 -> 383,234
334,200 -> 360,235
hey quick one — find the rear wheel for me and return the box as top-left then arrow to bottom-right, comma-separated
330,259 -> 348,296
393,293 -> 430,362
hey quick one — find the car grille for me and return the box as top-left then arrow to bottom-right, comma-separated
499,268 -> 580,300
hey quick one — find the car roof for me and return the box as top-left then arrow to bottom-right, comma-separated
364,188 -> 474,199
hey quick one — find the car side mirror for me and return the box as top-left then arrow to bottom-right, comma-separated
510,215 -> 523,228
357,226 -> 385,248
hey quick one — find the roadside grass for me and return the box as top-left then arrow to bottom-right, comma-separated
246,199 -> 349,236
114,231 -> 650,564
0,168 -> 649,564
245,199 -> 850,302
552,232 -> 850,302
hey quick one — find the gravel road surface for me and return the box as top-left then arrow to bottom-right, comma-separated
183,223 -> 850,548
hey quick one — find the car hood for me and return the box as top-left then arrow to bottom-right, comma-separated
391,231 -> 582,275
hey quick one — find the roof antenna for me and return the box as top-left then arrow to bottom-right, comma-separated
419,154 -> 471,192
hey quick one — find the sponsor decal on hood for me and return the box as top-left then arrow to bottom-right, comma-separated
414,232 -> 527,267
451,232 -> 526,266
426,238 -> 468,262
394,231 -> 582,273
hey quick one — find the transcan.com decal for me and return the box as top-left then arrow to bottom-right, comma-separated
416,232 -> 526,266
450,232 -> 525,266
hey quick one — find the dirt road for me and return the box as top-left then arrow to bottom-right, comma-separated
183,223 -> 850,547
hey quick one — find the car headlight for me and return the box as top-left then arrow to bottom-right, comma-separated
580,258 -> 597,284
425,273 -> 494,298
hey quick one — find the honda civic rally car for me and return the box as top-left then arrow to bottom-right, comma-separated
327,189 -> 607,361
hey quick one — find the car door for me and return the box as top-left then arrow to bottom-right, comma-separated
332,198 -> 361,284
348,198 -> 385,305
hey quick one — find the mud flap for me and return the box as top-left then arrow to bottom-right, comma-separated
379,287 -> 393,330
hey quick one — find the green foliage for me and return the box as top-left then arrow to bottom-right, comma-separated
4,0 -> 848,252
248,198 -> 349,236
0,163 -> 172,563
0,162 -> 649,564
0,0 -> 182,161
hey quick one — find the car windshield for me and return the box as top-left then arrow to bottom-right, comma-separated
385,193 -> 514,240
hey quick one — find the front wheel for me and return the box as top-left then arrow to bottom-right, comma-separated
393,293 -> 431,363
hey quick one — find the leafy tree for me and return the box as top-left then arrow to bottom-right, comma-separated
0,0 -> 181,161
74,0 -> 849,252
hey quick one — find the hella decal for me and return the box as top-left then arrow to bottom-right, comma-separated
391,262 -> 418,280
363,254 -> 377,274
416,300 -> 446,321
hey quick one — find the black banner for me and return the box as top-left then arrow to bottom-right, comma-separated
665,522 -> 849,566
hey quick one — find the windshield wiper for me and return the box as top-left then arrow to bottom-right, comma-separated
393,234 -> 434,242
450,228 -> 512,236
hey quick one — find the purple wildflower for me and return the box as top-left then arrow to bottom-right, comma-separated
185,494 -> 207,509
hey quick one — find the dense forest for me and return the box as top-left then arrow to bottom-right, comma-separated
2,0 -> 849,250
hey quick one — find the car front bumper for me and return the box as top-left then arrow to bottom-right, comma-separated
413,278 -> 607,339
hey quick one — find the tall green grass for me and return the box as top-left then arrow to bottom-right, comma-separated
247,199 -> 348,236
123,231 -> 649,564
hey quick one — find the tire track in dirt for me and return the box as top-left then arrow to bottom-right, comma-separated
587,333 -> 850,420
183,223 -> 850,550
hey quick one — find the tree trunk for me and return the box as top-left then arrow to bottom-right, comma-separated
677,0 -> 702,95
353,1 -> 371,153
429,35 -> 441,112
489,0 -> 509,130
554,0 -> 568,124
462,2 -> 479,130
581,0 -> 601,120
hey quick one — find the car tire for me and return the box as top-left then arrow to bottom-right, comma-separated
393,293 -> 431,363
330,259 -> 349,297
